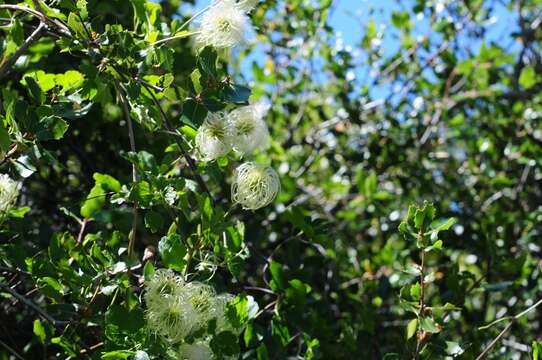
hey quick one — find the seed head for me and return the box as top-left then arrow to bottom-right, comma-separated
195,111 -> 233,161
228,103 -> 270,156
177,342 -> 213,360
231,162 -> 280,210
0,174 -> 20,216
197,0 -> 251,49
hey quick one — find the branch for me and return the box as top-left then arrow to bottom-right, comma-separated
0,283 -> 69,327
476,297 -> 542,359
0,22 -> 45,80
0,4 -> 70,37
138,81 -> 213,200
116,83 -> 139,258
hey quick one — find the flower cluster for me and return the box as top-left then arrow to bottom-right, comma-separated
197,0 -> 258,49
144,270 -> 238,359
0,174 -> 20,217
195,103 -> 269,161
195,103 -> 279,210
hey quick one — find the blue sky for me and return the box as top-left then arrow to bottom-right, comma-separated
188,0 -> 521,99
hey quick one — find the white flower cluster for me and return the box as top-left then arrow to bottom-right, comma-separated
144,270 -> 238,359
0,174 -> 20,217
197,0 -> 258,49
195,104 -> 280,210
195,103 -> 270,161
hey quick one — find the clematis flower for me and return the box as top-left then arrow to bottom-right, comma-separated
197,0 -> 251,49
195,111 -> 234,161
231,162 -> 280,210
228,102 -> 270,156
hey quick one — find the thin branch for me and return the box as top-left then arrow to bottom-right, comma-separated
0,4 -> 70,36
476,297 -> 542,359
0,283 -> 68,327
0,339 -> 24,360
117,83 -> 139,258
138,80 -> 213,200
0,22 -> 45,80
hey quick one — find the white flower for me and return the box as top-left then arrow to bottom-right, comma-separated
0,174 -> 20,215
197,0 -> 251,49
134,351 -> 150,360
144,269 -> 184,303
177,342 -> 213,360
181,282 -> 217,329
231,162 -> 280,210
195,111 -> 233,161
146,295 -> 200,343
228,103 -> 270,156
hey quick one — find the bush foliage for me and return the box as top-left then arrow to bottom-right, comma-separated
0,0 -> 541,359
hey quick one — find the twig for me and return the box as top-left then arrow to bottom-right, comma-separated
0,283 -> 68,326
0,339 -> 24,360
76,218 -> 89,245
138,81 -> 213,200
414,234 -> 426,359
117,83 -> 139,258
0,22 -> 45,80
0,4 -> 70,36
476,297 -> 542,359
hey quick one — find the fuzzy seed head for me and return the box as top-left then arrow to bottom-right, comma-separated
231,162 -> 280,210
197,0 -> 250,49
0,174 -> 20,215
177,342 -> 213,360
228,103 -> 270,156
144,269 -> 184,303
195,111 -> 234,161
181,282 -> 217,327
146,296 -> 200,343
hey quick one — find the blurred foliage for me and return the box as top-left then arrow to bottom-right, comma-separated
0,0 -> 541,359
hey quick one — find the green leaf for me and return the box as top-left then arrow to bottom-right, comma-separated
225,294 -> 259,330
158,234 -> 186,271
143,261 -> 155,281
67,12 -> 87,38
105,305 -> 145,334
210,331 -> 240,357
80,173 -> 121,218
144,210 -> 164,233
410,283 -> 421,301
36,116 -> 68,141
101,350 -> 135,360
223,84 -> 251,104
269,261 -> 286,291
533,341 -> 542,360
419,317 -> 441,333
519,66 -> 537,89
406,318 -> 417,339
33,319 -> 47,343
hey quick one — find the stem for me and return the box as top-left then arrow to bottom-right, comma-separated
476,297 -> 542,359
138,81 -> 213,200
0,22 -> 45,80
0,283 -> 68,327
150,30 -> 198,47
414,231 -> 426,359
76,218 -> 89,245
0,339 -> 24,360
117,84 -> 139,258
